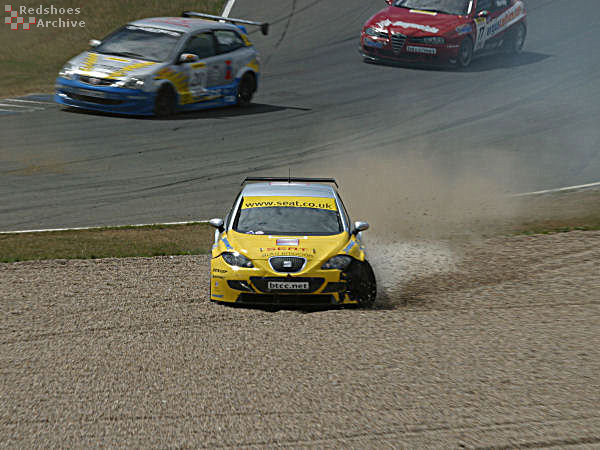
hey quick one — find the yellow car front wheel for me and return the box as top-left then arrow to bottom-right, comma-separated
345,261 -> 377,308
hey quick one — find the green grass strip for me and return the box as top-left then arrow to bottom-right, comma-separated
0,223 -> 214,263
0,0 -> 225,97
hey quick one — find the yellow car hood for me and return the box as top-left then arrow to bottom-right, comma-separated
214,230 -> 364,263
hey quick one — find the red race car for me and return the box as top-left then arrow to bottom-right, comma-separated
360,0 -> 527,68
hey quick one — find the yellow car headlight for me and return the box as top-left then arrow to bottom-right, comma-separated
321,255 -> 353,270
222,252 -> 254,268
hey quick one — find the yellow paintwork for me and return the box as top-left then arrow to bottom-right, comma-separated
410,9 -> 438,15
246,58 -> 260,73
210,228 -> 366,304
240,33 -> 253,47
154,67 -> 194,105
77,54 -> 156,78
241,196 -> 337,210
79,53 -> 98,72
107,61 -> 156,79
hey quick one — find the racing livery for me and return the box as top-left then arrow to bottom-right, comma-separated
55,12 -> 268,116
360,0 -> 527,67
209,178 -> 377,307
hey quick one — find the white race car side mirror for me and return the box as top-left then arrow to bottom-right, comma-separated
179,53 -> 200,64
352,221 -> 369,235
209,218 -> 225,232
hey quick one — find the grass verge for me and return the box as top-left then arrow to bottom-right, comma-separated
0,0 -> 224,97
0,223 -> 213,263
1,190 -> 599,263
508,189 -> 600,236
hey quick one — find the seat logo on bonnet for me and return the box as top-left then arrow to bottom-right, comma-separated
276,238 -> 299,246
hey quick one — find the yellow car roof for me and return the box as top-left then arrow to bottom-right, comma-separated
241,182 -> 336,198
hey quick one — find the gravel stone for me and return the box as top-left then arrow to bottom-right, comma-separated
1,232 -> 599,448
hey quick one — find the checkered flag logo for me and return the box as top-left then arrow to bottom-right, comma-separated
4,5 -> 36,30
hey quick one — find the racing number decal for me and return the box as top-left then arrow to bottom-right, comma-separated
188,69 -> 207,89
474,17 -> 487,51
474,2 -> 525,51
186,62 -> 209,100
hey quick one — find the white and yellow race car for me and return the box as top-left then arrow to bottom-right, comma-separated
209,177 -> 377,307
55,12 -> 267,116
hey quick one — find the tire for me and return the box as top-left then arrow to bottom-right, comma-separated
346,261 -> 377,308
505,22 -> 526,54
237,73 -> 255,107
457,37 -> 474,69
154,85 -> 176,117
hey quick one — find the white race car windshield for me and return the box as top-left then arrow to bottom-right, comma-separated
94,25 -> 182,62
393,0 -> 471,15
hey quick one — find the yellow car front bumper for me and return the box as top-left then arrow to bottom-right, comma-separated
210,256 -> 358,306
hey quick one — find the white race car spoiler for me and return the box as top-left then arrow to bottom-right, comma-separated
182,11 -> 269,35
242,177 -> 339,187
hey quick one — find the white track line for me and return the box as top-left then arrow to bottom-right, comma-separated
2,98 -> 53,104
514,181 -> 600,197
0,220 -> 209,235
2,181 -> 599,234
0,104 -> 45,111
0,103 -> 36,108
222,0 -> 237,18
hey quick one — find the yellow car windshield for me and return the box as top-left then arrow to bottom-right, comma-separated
234,196 -> 343,235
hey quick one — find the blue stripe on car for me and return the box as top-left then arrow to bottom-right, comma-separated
222,237 -> 233,250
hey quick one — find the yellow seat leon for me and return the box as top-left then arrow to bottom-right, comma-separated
209,177 -> 376,308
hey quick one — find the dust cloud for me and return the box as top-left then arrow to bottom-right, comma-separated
303,148 -> 523,302
334,150 -> 519,240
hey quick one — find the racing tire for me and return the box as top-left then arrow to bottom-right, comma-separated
346,261 -> 377,308
457,37 -> 474,69
154,85 -> 176,117
237,73 -> 255,107
505,22 -> 526,54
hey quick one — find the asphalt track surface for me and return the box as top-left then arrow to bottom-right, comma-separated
1,0 -> 600,231
2,3 -> 600,447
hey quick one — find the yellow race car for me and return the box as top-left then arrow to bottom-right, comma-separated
209,177 -> 376,307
